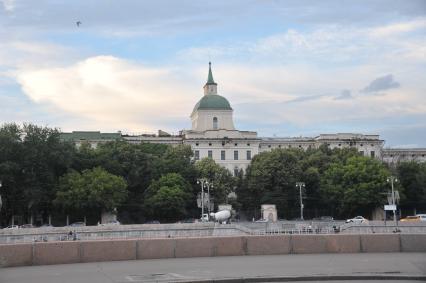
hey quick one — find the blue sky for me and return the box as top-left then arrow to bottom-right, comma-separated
1,0 -> 425,147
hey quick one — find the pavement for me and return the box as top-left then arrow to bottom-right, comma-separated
0,253 -> 425,282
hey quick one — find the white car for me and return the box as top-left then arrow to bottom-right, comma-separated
4,225 -> 19,229
346,216 -> 368,224
416,214 -> 426,221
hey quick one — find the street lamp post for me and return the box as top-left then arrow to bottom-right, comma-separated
295,182 -> 305,220
206,182 -> 213,216
197,178 -> 209,222
0,180 -> 2,212
387,176 -> 398,227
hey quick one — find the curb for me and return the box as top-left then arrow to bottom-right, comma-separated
172,274 -> 426,282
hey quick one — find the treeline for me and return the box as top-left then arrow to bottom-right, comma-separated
0,123 -> 425,226
0,123 -> 234,226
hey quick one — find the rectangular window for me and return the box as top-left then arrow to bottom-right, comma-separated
359,151 -> 364,156
194,150 -> 199,160
234,167 -> 239,176
234,150 -> 238,160
208,150 -> 213,158
370,151 -> 375,158
247,150 -> 251,160
221,150 -> 225,160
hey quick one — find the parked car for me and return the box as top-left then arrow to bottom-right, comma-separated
345,216 -> 368,224
4,225 -> 19,229
144,220 -> 160,224
40,224 -> 54,228
98,220 -> 120,226
401,216 -> 421,222
20,224 -> 35,228
416,214 -> 426,221
69,222 -> 85,227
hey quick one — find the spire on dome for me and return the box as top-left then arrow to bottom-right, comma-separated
206,62 -> 217,85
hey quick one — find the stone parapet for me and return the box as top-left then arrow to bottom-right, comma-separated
1,234 -> 425,267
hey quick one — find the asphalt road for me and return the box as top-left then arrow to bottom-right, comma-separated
0,253 -> 425,283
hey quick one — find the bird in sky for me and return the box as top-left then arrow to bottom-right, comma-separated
76,21 -> 82,27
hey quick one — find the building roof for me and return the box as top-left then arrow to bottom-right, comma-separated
192,94 -> 232,113
206,62 -> 217,85
60,131 -> 122,141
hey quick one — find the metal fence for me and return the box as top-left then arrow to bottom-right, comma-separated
1,221 -> 426,244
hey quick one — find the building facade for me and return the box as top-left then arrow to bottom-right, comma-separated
61,63 -> 426,174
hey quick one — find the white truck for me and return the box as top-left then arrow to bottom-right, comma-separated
209,210 -> 231,224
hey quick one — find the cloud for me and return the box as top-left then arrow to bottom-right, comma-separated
0,41 -> 80,70
370,18 -> 426,37
1,0 -> 15,11
361,74 -> 400,93
180,17 -> 426,67
1,3 -> 425,145
15,56 -> 198,132
334,89 -> 353,100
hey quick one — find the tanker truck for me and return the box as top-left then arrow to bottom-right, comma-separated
209,209 -> 231,224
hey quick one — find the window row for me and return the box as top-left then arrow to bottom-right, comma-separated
195,142 -> 251,147
194,150 -> 251,161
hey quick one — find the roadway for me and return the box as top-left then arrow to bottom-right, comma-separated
0,253 -> 425,283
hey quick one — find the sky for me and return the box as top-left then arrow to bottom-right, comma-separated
0,0 -> 425,148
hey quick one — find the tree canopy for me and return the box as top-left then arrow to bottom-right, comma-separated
195,157 -> 236,206
55,167 -> 128,212
1,122 -> 424,225
143,173 -> 192,222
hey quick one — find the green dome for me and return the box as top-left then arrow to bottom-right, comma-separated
193,94 -> 232,113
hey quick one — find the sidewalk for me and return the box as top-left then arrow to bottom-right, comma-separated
1,253 -> 425,282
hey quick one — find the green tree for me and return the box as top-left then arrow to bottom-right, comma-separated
143,173 -> 192,222
320,156 -> 391,217
0,123 -> 75,226
196,157 -> 236,206
240,149 -> 304,219
86,141 -> 167,223
55,167 -> 128,214
299,147 -> 359,217
397,161 -> 426,213
160,145 -> 196,181
0,123 -> 25,226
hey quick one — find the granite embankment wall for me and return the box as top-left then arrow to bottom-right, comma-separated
1,234 -> 425,267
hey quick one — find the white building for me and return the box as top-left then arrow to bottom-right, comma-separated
62,63 -> 426,174
181,62 -> 260,174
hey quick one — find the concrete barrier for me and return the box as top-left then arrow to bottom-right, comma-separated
400,234 -> 426,252
175,237 -> 215,258
137,238 -> 175,259
212,236 -> 245,256
291,235 -> 329,254
246,235 -> 291,255
325,234 -> 361,253
33,241 -> 80,265
80,239 -> 136,263
1,234 -> 425,267
360,234 -> 400,253
0,243 -> 32,267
